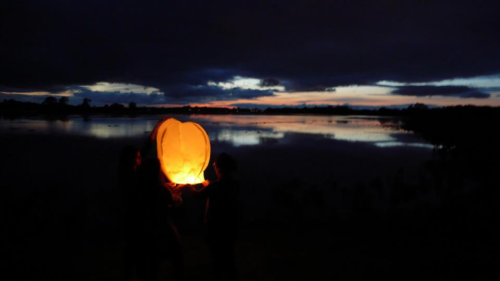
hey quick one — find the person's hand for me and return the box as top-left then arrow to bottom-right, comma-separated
165,182 -> 176,189
172,190 -> 183,207
174,184 -> 191,191
202,180 -> 210,187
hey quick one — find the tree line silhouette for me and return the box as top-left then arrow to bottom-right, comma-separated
2,97 -> 500,117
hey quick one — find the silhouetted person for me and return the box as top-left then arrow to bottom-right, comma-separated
179,153 -> 240,281
133,158 -> 184,281
118,145 -> 142,281
118,145 -> 142,214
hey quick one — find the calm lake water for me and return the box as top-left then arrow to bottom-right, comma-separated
1,114 -> 435,222
6,114 -> 472,280
1,114 -> 433,147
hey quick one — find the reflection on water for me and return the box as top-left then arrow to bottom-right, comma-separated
0,115 -> 433,148
1,117 -> 158,139
374,142 -> 435,149
215,129 -> 284,146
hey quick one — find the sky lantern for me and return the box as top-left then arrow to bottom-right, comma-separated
156,118 -> 211,184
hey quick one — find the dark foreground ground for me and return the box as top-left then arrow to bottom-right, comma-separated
5,214 -> 500,281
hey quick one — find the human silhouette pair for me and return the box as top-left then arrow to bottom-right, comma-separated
119,120 -> 239,281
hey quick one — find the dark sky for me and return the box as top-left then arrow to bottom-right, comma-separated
1,0 -> 500,107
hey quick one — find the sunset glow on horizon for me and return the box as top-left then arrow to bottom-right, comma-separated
3,80 -> 500,108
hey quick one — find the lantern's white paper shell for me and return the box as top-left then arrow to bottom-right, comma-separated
156,118 -> 211,184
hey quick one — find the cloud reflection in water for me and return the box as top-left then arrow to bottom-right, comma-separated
189,115 -> 431,148
1,115 -> 433,148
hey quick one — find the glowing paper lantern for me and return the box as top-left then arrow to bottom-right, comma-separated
156,118 -> 211,184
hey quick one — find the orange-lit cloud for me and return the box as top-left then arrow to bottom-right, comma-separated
191,86 -> 500,108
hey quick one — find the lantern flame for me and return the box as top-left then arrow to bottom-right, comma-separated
156,118 -> 211,184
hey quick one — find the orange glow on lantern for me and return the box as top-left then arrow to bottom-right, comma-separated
156,118 -> 211,184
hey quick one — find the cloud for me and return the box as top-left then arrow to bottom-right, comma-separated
260,78 -> 280,87
165,84 -> 276,103
207,76 -> 285,91
1,0 -> 500,105
481,87 -> 500,92
72,89 -> 168,106
391,86 -> 490,99
70,82 -> 275,105
81,82 -> 162,95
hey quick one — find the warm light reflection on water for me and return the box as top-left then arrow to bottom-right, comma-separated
0,115 -> 433,148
